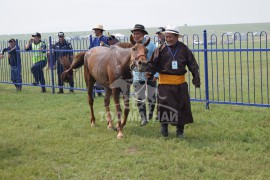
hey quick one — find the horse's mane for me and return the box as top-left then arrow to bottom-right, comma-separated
117,42 -> 133,48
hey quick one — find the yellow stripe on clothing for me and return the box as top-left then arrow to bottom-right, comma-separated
158,74 -> 185,85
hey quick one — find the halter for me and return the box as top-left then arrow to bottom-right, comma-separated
133,54 -> 147,60
129,54 -> 147,70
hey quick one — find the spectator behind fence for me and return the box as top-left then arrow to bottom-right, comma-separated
107,35 -> 120,46
89,25 -> 109,97
145,25 -> 200,139
89,25 -> 109,49
53,32 -> 74,94
25,32 -> 47,93
0,38 -> 22,90
155,27 -> 165,48
130,24 -> 158,127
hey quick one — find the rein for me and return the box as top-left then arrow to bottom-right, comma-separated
131,81 -> 147,103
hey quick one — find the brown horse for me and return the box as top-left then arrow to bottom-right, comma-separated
62,35 -> 150,138
60,42 -> 133,82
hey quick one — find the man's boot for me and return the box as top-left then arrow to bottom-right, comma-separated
176,124 -> 185,139
41,87 -> 46,93
161,123 -> 168,137
57,88 -> 64,94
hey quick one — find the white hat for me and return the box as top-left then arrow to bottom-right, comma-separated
92,25 -> 105,31
165,25 -> 180,35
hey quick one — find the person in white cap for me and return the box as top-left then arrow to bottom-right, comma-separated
89,25 -> 109,96
146,25 -> 200,139
89,25 -> 109,49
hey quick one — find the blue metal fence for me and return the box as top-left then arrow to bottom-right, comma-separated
0,31 -> 269,108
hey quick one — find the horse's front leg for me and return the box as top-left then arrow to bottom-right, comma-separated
112,88 -> 123,139
121,84 -> 130,127
104,87 -> 113,130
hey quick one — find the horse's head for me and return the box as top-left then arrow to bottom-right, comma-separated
129,34 -> 150,72
59,55 -> 73,69
59,55 -> 74,82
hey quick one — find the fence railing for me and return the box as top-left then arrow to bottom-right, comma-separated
0,31 -> 269,108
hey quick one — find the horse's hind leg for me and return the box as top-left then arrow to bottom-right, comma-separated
112,88 -> 123,139
88,83 -> 96,127
85,67 -> 96,127
104,87 -> 113,130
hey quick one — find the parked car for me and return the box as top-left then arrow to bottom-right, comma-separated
207,39 -> 216,45
193,40 -> 203,45
224,40 -> 233,45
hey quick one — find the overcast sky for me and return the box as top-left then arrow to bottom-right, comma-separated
1,0 -> 269,35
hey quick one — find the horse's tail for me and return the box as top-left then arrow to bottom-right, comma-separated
71,51 -> 86,69
61,51 -> 86,82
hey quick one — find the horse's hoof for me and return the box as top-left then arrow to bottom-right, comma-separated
91,123 -> 95,128
117,133 -> 124,139
107,125 -> 114,130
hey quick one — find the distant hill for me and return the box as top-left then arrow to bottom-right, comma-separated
0,22 -> 269,42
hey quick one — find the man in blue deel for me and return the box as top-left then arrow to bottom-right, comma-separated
89,25 -> 109,96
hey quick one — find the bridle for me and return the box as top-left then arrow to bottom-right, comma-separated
130,53 -> 147,70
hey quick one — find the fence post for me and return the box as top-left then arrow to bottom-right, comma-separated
89,35 -> 93,49
203,30 -> 210,109
49,37 -> 55,94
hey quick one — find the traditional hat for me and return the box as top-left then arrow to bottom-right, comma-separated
130,24 -> 148,35
92,25 -> 105,31
165,25 -> 181,36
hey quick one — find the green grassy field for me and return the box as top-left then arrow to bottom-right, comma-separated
0,84 -> 269,179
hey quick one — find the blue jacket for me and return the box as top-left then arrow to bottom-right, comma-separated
89,35 -> 109,49
1,46 -> 21,66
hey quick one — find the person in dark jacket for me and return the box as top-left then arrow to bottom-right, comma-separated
146,25 -> 200,139
0,38 -> 22,90
53,32 -> 74,94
